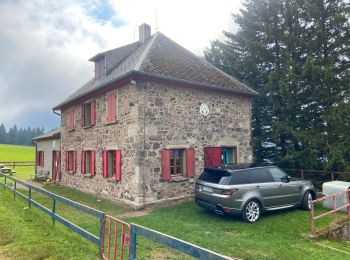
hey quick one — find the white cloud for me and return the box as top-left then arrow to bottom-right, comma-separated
0,0 -> 242,130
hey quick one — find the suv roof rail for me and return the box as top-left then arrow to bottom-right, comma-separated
217,163 -> 253,170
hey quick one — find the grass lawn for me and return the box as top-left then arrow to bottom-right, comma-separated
0,144 -> 35,162
0,144 -> 35,180
125,202 -> 350,260
0,187 -> 101,259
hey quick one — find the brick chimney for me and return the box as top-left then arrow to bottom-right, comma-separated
139,23 -> 151,43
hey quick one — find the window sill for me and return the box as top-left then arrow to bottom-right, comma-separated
66,171 -> 75,175
161,176 -> 192,183
105,120 -> 118,125
106,178 -> 120,183
83,174 -> 95,178
83,126 -> 92,129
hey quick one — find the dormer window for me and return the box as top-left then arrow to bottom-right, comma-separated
95,57 -> 105,79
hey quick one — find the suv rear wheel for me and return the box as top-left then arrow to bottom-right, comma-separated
242,200 -> 261,223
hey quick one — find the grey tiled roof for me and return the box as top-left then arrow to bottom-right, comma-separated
32,129 -> 60,141
54,32 -> 257,109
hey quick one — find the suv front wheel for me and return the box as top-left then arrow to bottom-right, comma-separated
301,191 -> 313,211
242,200 -> 261,223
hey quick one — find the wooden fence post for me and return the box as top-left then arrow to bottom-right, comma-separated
301,170 -> 304,179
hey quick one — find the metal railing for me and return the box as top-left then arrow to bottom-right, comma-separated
129,224 -> 235,260
310,189 -> 350,236
101,215 -> 131,260
0,173 -> 105,246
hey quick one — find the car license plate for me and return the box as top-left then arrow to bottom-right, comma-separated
202,186 -> 213,193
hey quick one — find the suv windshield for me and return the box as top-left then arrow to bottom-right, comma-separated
199,169 -> 231,184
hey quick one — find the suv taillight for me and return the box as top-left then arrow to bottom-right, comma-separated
221,189 -> 237,195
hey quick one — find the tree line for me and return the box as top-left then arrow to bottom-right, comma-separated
0,123 -> 45,146
205,0 -> 350,171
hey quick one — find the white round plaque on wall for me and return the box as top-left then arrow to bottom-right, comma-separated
199,103 -> 209,117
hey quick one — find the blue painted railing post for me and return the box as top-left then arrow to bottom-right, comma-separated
52,199 -> 56,225
13,181 -> 16,198
99,214 -> 105,254
28,187 -> 32,208
129,225 -> 137,260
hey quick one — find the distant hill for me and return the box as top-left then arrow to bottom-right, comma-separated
0,144 -> 35,162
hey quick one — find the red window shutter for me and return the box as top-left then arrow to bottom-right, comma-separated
91,150 -> 96,175
107,93 -> 117,123
81,151 -> 85,174
42,152 -> 44,167
109,93 -> 116,123
161,149 -> 171,180
204,147 -> 222,167
102,150 -> 107,178
115,150 -> 121,181
68,110 -> 72,130
68,110 -> 71,130
90,100 -> 96,126
106,95 -> 110,122
73,151 -> 77,173
65,151 -> 69,171
37,152 -> 40,166
81,104 -> 85,127
72,108 -> 74,130
69,109 -> 74,130
186,148 -> 195,178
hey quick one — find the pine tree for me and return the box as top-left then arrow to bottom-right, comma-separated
0,124 -> 7,144
205,0 -> 350,169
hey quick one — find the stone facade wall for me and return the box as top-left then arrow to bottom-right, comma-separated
59,80 -> 253,208
36,138 -> 60,178
138,81 -> 253,205
60,83 -> 145,207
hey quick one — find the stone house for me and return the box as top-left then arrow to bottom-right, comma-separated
52,24 -> 257,208
32,129 -> 61,181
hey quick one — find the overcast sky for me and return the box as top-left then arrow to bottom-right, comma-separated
0,0 -> 243,131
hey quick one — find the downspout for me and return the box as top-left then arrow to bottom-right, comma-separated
53,109 -> 61,117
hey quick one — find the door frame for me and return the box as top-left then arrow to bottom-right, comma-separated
52,150 -> 61,182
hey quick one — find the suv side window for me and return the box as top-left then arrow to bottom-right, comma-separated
228,170 -> 251,185
269,167 -> 287,182
250,168 -> 273,183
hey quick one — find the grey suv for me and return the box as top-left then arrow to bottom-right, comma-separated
195,166 -> 316,223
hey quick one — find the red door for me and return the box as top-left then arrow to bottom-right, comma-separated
52,151 -> 61,182
204,147 -> 222,167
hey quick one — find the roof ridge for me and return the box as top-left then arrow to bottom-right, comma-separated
134,32 -> 160,71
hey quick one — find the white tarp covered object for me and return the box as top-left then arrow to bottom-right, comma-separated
322,181 -> 350,213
